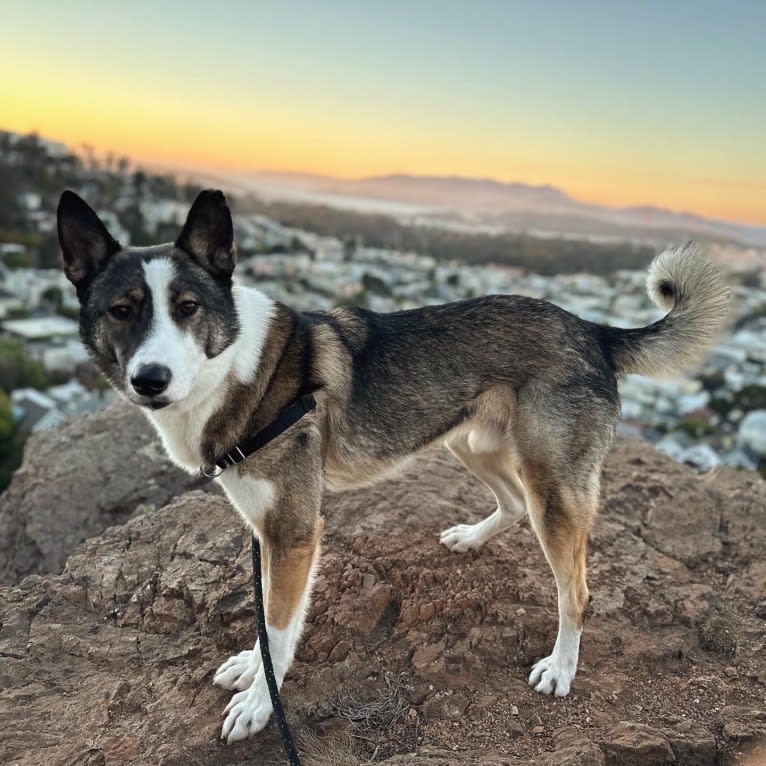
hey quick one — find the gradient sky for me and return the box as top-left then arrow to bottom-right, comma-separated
1,1 -> 764,224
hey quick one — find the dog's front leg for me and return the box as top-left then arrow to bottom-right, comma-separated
220,513 -> 324,743
212,539 -> 272,693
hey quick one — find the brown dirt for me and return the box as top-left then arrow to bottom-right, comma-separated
0,431 -> 764,765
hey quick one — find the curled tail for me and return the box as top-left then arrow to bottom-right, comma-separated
606,242 -> 730,377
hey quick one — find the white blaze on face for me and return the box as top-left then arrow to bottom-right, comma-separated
127,258 -> 206,403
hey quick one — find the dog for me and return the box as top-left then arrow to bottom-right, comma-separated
57,188 -> 729,743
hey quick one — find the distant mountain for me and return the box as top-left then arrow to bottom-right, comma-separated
348,174 -> 573,210
206,170 -> 766,247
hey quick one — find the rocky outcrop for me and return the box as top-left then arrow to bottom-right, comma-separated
0,424 -> 764,765
0,401 -> 200,584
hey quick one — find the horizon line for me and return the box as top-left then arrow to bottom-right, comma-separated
5,126 -> 765,231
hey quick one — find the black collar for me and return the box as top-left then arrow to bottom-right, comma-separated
203,393 -> 317,478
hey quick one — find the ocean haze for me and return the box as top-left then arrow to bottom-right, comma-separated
196,169 -> 766,248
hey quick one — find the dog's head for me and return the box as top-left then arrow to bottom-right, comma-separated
58,189 -> 240,410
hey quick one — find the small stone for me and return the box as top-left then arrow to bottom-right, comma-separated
361,573 -> 376,591
511,705 -> 519,716
507,720 -> 524,738
399,601 -> 419,626
411,641 -> 445,672
532,725 -> 545,735
422,692 -> 469,721
723,666 -> 737,677
328,640 -> 351,663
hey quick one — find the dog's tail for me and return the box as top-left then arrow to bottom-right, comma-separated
605,242 -> 730,377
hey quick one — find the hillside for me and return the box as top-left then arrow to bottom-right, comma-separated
218,171 -> 766,247
0,405 -> 764,765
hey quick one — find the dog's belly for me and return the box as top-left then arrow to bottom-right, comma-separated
321,410 -> 512,493
323,449 -> 419,492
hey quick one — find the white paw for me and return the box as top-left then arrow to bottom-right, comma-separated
221,672 -> 273,743
440,523 -> 486,552
213,647 -> 262,691
528,654 -> 575,697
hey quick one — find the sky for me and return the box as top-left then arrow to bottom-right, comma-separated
1,1 -> 764,225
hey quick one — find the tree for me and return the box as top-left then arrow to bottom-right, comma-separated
0,388 -> 26,491
42,286 -> 63,311
0,339 -> 51,391
0,165 -> 21,228
38,235 -> 63,269
2,250 -> 32,269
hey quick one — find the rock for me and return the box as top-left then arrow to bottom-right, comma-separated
538,749 -> 604,766
540,728 -> 605,766
599,722 -> 675,765
1,419 -> 766,765
0,400 -> 198,584
662,720 -> 717,766
65,749 -> 107,766
720,706 -> 766,747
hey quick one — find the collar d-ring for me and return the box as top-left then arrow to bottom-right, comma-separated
200,464 -> 224,479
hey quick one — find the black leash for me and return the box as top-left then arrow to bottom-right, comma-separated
251,534 -> 302,766
206,393 -> 317,764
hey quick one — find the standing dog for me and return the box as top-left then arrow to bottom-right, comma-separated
58,189 -> 729,743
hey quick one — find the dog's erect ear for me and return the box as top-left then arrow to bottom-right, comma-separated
175,190 -> 236,279
57,191 -> 121,292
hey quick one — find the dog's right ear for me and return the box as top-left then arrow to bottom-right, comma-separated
57,191 -> 121,293
175,190 -> 236,280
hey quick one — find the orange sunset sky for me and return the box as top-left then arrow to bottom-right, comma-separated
1,1 -> 764,225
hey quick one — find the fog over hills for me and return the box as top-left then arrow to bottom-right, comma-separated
210,170 -> 766,247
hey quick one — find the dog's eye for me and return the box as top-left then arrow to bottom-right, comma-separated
108,304 -> 132,320
178,300 -> 199,317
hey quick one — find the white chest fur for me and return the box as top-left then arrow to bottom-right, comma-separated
141,285 -> 278,520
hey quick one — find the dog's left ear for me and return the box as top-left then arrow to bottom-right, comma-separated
176,190 -> 236,280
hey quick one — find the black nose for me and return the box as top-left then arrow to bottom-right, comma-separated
131,364 -> 171,397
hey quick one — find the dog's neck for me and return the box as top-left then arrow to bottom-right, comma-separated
143,285 -> 302,474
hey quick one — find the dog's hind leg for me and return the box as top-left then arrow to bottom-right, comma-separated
440,432 -> 526,552
523,463 -> 597,697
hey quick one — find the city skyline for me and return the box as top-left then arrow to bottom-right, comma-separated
1,1 -> 764,225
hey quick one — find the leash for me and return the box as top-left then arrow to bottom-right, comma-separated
252,533 -> 303,766
205,393 -> 317,764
